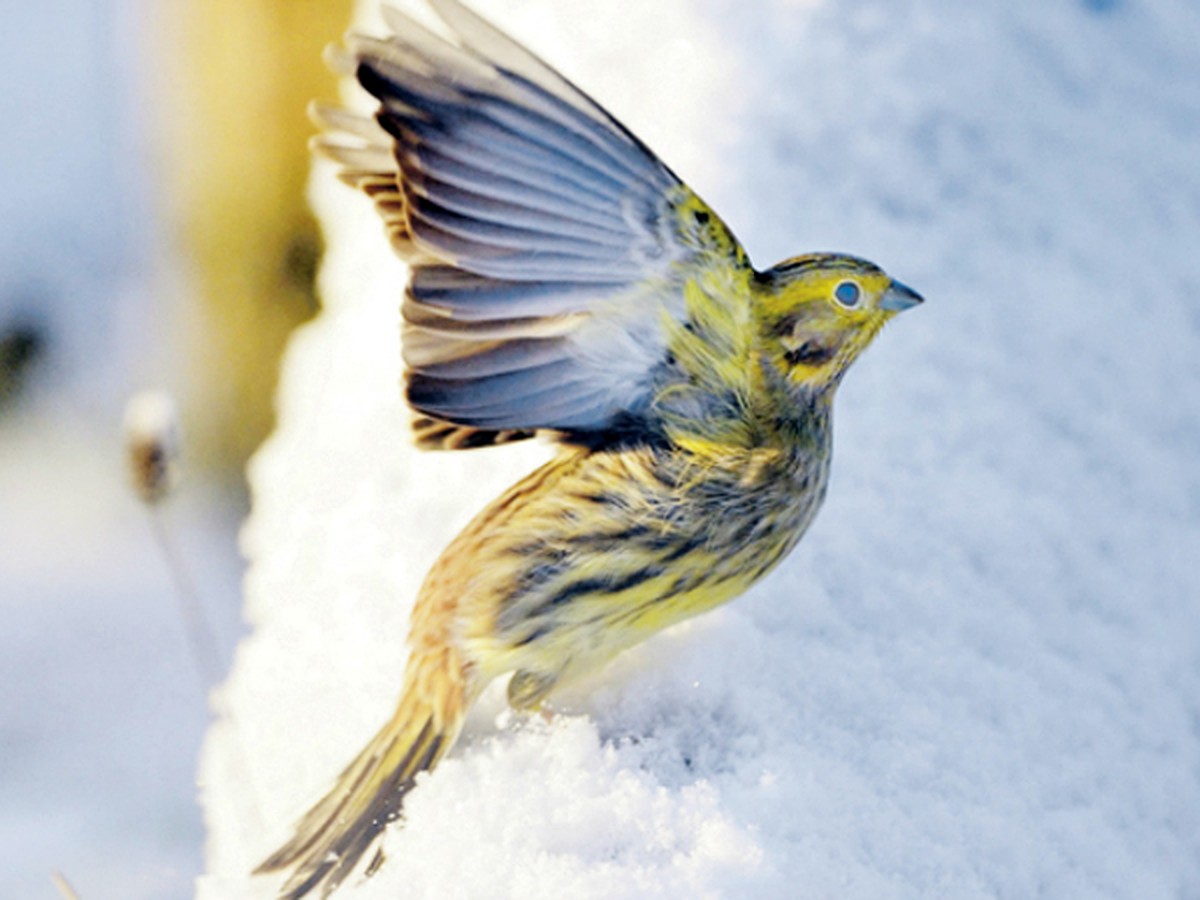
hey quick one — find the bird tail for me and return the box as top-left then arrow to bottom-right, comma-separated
255,646 -> 469,899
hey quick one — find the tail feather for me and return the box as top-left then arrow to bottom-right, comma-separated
256,671 -> 464,899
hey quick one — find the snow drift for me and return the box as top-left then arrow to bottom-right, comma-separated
200,0 -> 1200,897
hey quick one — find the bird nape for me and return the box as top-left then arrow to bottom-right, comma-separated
256,0 -> 922,896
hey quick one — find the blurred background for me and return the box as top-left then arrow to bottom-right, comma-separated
1,0 -> 349,896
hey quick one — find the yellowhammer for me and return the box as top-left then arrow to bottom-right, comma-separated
257,0 -> 923,895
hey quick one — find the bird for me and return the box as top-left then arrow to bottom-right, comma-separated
255,0 -> 923,896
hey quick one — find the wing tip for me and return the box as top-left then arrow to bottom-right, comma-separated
410,415 -> 537,451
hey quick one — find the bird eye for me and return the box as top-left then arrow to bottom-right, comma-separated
834,281 -> 861,308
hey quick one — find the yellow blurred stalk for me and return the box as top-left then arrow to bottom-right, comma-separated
157,0 -> 352,483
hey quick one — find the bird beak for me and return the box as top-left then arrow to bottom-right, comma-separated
880,279 -> 924,312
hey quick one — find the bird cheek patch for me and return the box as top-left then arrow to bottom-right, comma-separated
782,337 -> 838,369
771,311 -> 840,370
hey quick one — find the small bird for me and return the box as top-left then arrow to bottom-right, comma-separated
257,0 -> 922,896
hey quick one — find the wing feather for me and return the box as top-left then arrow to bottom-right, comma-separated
407,197 -> 628,259
316,0 -> 751,450
405,180 -> 631,246
397,141 -> 626,226
404,333 -> 574,375
408,358 -> 587,414
398,111 -> 633,201
407,268 -> 617,320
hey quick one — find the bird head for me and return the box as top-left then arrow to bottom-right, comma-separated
754,254 -> 922,396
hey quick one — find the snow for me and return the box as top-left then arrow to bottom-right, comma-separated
200,0 -> 1200,897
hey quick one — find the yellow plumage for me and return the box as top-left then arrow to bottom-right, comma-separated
257,1 -> 923,896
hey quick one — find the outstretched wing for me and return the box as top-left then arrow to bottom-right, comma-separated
315,0 -> 751,449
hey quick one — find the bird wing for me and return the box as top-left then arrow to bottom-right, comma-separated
315,0 -> 752,449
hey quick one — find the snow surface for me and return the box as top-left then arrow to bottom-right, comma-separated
203,0 -> 1200,897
